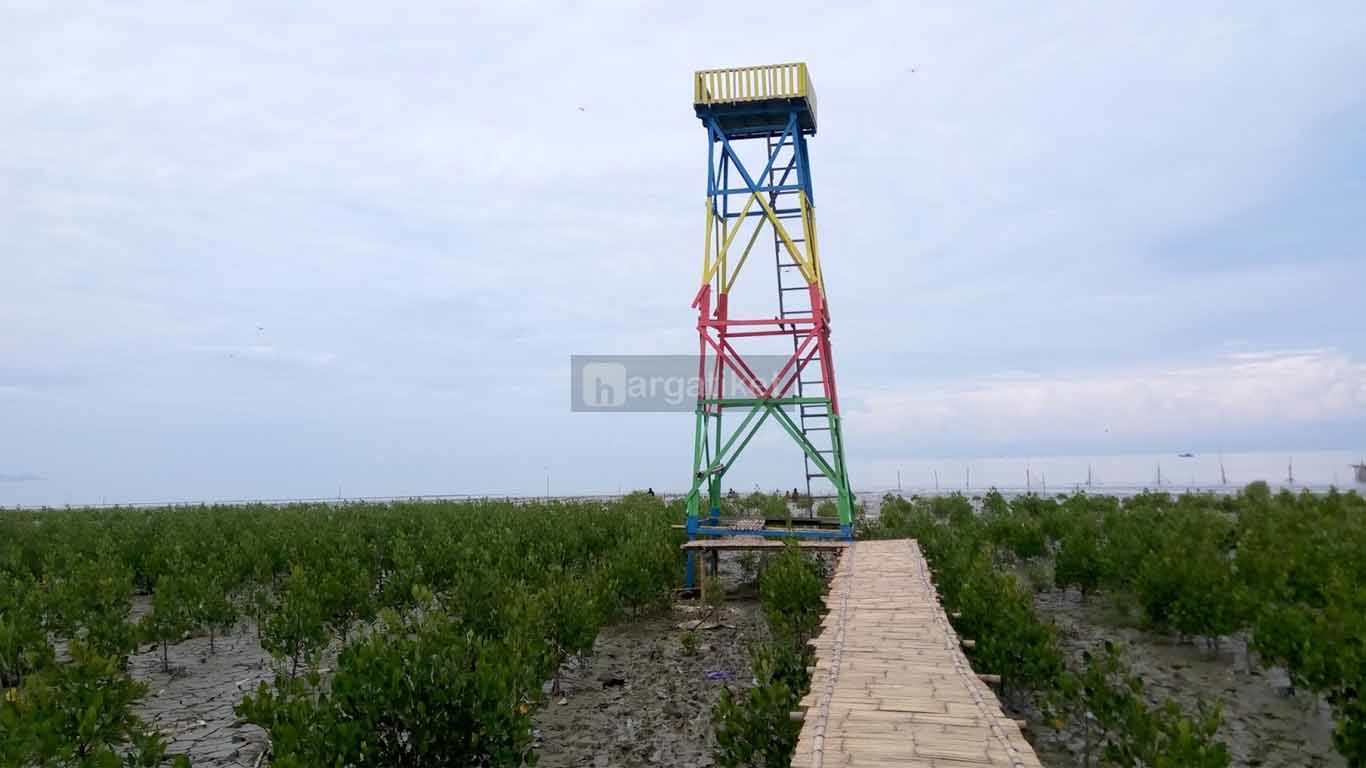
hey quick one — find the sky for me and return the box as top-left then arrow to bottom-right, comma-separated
2,1 -> 1364,505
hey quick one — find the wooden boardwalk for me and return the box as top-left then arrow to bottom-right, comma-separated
793,539 -> 1043,768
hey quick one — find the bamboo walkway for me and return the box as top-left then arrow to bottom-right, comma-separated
793,539 -> 1043,768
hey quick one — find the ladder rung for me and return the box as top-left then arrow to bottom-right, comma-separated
779,286 -> 807,292
803,426 -> 832,432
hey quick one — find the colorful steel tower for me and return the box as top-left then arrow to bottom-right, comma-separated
685,63 -> 854,551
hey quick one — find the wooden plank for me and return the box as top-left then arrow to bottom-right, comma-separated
791,539 -> 1043,768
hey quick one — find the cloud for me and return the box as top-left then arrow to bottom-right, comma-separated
848,349 -> 1366,447
0,472 -> 43,483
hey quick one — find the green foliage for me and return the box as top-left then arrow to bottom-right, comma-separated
759,545 -> 825,649
712,543 -> 826,768
712,645 -> 808,768
0,572 -> 52,689
984,495 -> 1049,561
1053,511 -> 1103,597
0,643 -> 186,768
1,495 -> 685,766
1066,641 -> 1229,768
877,493 -> 908,530
701,575 -> 727,613
260,565 -> 330,678
738,492 -> 790,520
1331,690 -> 1366,768
1126,499 -> 1243,638
955,552 -> 1064,695
139,573 -> 197,674
539,573 -> 601,663
930,493 -> 975,526
239,606 -> 539,767
44,551 -> 137,663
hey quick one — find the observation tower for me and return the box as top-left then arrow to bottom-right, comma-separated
683,63 -> 855,564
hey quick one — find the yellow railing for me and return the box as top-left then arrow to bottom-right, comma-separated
694,62 -> 810,105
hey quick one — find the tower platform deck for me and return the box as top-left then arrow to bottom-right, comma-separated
793,539 -> 1043,768
694,62 -> 817,137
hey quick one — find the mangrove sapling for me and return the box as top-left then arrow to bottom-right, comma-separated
2,642 -> 188,767
261,564 -> 329,678
713,546 -> 824,768
1066,641 -> 1230,768
45,551 -> 138,664
140,573 -> 197,674
239,605 -> 543,767
196,565 -> 239,655
0,571 -> 52,689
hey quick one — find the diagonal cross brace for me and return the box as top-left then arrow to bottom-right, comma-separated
705,115 -> 818,286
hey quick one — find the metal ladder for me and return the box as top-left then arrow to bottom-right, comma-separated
766,134 -> 835,500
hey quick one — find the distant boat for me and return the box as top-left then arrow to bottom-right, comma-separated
1177,452 -> 1195,458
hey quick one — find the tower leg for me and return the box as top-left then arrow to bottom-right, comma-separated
708,472 -> 722,525
684,499 -> 701,589
836,490 -> 855,538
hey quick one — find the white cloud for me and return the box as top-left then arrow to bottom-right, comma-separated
848,349 -> 1366,442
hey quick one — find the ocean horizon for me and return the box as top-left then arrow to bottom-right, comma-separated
858,449 -> 1365,496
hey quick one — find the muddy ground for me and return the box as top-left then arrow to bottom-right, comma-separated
125,597 -> 273,767
1018,587 -> 1344,768
532,598 -> 767,767
534,552 -> 770,767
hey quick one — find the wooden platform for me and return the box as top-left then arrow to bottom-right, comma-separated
793,539 -> 1042,768
681,536 -> 851,551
